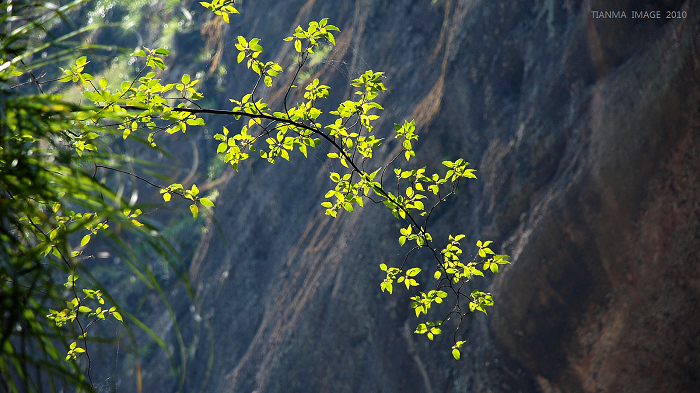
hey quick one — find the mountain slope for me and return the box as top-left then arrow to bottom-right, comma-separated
121,1 -> 700,392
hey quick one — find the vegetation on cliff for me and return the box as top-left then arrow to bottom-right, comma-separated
1,1 -> 508,390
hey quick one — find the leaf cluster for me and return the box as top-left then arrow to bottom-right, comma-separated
1,3 -> 517,391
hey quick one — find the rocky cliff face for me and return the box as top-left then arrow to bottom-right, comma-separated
123,0 -> 700,392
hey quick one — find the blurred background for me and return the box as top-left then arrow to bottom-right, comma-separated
3,0 -> 699,392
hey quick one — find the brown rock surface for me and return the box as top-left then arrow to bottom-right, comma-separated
118,1 -> 700,392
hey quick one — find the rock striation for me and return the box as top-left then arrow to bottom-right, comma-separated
124,0 -> 700,392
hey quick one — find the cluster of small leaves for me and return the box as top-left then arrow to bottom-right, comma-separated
60,50 -> 217,219
61,50 -> 207,148
322,167 -> 380,217
379,264 -> 421,294
452,340 -> 466,360
203,23 -> 342,178
411,289 -> 448,317
123,208 -> 145,227
54,7 -> 513,363
415,320 -> 443,341
318,71 -> 388,217
372,155 -> 509,359
403,237 -> 509,359
384,166 -> 432,221
200,0 -> 238,23
58,56 -> 92,85
468,290 -> 494,313
160,183 -> 214,218
284,18 -> 339,53
33,203 -> 131,362
208,21 -> 344,172
19,201 -> 109,261
123,50 -> 205,141
46,275 -> 122,361
234,36 -> 284,87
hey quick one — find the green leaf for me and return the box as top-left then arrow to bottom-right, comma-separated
113,311 -> 123,322
200,198 -> 215,207
452,348 -> 461,360
152,57 -> 165,70
495,255 -> 511,264
406,267 -> 421,277
381,281 -> 393,294
190,204 -> 199,218
80,234 -> 91,247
